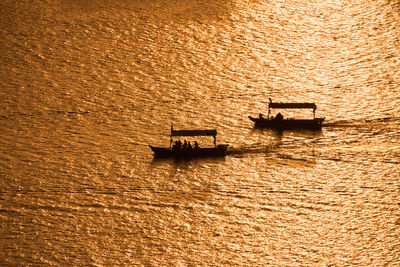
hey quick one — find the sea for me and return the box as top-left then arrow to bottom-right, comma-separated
1,0 -> 399,265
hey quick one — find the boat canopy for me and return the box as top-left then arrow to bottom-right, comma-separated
171,129 -> 217,137
267,100 -> 318,119
269,102 -> 317,110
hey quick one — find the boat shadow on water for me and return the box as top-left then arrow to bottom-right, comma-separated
150,154 -> 227,165
250,127 -> 324,142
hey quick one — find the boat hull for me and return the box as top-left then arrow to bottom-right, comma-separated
149,145 -> 228,158
248,116 -> 325,130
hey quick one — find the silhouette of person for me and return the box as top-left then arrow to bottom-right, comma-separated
275,112 -> 283,120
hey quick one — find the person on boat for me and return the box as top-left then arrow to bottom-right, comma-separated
188,142 -> 192,150
173,140 -> 181,150
176,140 -> 182,150
194,141 -> 199,149
259,113 -> 264,119
183,140 -> 187,149
275,112 -> 283,120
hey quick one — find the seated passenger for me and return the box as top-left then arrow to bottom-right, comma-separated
173,141 -> 181,150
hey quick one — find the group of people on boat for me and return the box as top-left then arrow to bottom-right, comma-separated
259,112 -> 283,120
172,140 -> 199,151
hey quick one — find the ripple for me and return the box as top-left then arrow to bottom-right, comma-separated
2,0 -> 400,265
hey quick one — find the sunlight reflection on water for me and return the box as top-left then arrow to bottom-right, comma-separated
1,0 -> 399,265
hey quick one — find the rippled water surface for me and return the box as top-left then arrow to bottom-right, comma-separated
1,0 -> 400,265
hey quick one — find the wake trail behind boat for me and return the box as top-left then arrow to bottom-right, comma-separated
323,117 -> 400,128
227,143 -> 277,156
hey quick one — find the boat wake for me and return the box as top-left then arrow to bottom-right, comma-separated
227,143 -> 278,156
323,116 -> 400,129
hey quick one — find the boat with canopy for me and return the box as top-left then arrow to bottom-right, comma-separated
248,99 -> 325,130
149,125 -> 229,158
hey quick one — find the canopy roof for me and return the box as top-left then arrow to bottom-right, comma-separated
269,102 -> 317,110
171,129 -> 217,137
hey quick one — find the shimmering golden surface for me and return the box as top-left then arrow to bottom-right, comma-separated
1,0 -> 399,265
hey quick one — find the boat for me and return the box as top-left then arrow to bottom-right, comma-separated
248,100 -> 325,130
149,125 -> 229,158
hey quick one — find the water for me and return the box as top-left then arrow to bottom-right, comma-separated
1,0 -> 399,265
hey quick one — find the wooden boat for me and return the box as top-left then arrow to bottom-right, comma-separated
149,126 -> 229,158
249,100 -> 325,130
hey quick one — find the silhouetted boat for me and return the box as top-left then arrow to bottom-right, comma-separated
149,126 -> 229,158
249,100 -> 325,130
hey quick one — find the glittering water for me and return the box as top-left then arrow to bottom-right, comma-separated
1,0 -> 399,265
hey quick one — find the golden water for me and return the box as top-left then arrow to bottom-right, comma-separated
1,0 -> 399,265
